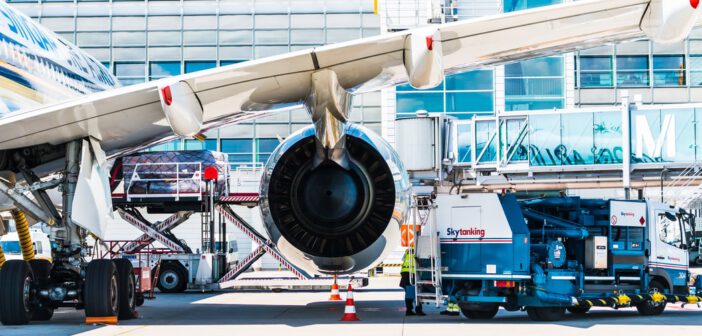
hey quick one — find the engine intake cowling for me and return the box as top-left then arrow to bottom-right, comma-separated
260,125 -> 410,275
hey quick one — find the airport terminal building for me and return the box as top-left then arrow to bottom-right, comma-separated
8,0 -> 702,262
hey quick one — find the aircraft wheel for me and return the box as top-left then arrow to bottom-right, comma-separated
28,259 -> 54,321
84,260 -> 119,317
0,260 -> 34,325
114,259 -> 137,320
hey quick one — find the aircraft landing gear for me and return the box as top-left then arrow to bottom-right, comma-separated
0,260 -> 36,325
84,260 -> 120,318
0,139 -> 132,326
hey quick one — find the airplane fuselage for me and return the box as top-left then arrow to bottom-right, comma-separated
0,3 -> 117,115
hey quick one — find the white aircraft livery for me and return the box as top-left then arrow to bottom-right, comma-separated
0,4 -> 116,115
0,0 -> 700,326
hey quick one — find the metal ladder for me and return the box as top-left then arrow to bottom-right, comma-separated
201,208 -> 211,253
411,195 -> 445,308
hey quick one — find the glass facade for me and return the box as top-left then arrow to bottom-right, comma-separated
504,0 -> 564,112
576,41 -> 692,89
455,104 -> 702,168
396,70 -> 494,120
9,0 -> 381,168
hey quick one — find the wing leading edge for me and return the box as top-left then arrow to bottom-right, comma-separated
0,0 -> 696,156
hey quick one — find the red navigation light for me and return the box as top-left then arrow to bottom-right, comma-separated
426,36 -> 433,51
161,86 -> 172,106
203,166 -> 218,181
693,0 -> 700,9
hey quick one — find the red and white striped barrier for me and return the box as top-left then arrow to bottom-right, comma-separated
117,209 -> 185,253
123,211 -> 193,253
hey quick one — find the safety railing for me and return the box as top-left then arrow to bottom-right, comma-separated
125,162 -> 203,201
228,162 -> 264,194
449,102 -> 702,175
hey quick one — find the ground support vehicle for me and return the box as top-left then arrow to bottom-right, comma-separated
414,193 -> 702,321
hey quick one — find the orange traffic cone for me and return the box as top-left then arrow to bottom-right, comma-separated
329,276 -> 342,301
340,283 -> 360,321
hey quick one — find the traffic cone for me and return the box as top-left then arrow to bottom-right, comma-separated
329,276 -> 342,301
340,283 -> 360,321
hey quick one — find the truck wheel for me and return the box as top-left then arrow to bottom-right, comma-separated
113,259 -> 136,320
526,307 -> 565,321
566,306 -> 590,314
28,260 -> 54,321
135,293 -> 145,307
0,260 -> 34,325
636,279 -> 667,316
157,263 -> 186,293
695,256 -> 702,266
84,260 -> 119,317
460,304 -> 499,320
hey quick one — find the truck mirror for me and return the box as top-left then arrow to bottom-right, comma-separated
228,248 -> 234,253
664,212 -> 676,221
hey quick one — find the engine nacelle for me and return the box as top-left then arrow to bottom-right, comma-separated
260,125 -> 410,275
641,0 -> 701,44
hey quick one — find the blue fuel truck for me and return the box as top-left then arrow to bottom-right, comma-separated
414,193 -> 702,321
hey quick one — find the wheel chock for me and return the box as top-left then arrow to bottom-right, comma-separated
85,316 -> 119,325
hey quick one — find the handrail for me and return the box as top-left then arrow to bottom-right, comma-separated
126,161 -> 204,201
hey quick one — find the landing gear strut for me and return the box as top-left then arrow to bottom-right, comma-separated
0,139 -> 130,325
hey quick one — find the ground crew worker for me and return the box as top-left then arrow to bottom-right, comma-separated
400,248 -> 425,316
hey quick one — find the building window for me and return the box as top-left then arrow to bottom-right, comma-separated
149,61 -> 181,80
578,56 -> 613,88
653,55 -> 685,87
690,55 -> 702,86
505,56 -> 564,111
256,138 -> 280,163
616,55 -> 649,87
396,70 -> 494,119
396,90 -> 444,116
184,139 -> 217,151
505,0 -> 561,12
221,139 -> 253,167
114,62 -> 145,85
184,61 -> 216,74
220,60 -> 247,67
148,140 -> 181,152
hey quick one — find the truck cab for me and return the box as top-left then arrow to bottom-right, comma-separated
645,201 -> 695,291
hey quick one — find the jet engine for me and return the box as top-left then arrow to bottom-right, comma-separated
260,125 -> 410,275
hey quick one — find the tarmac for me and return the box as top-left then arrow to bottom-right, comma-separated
2,275 -> 702,336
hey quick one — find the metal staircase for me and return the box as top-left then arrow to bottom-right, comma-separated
411,195 -> 445,308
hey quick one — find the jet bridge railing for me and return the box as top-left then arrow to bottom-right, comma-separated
451,102 -> 702,177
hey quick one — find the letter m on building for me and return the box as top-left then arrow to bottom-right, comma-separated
635,114 -> 676,160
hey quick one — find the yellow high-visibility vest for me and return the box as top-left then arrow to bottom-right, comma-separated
401,250 -> 415,273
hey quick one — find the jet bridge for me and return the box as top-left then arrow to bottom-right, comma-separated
396,100 -> 702,200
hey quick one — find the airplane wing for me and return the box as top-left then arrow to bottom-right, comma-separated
0,0 -> 697,156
